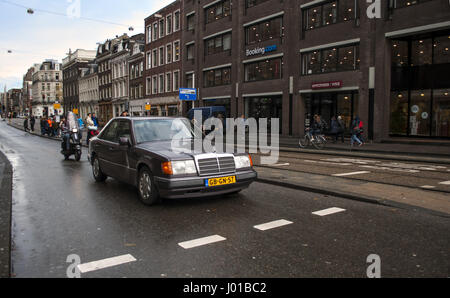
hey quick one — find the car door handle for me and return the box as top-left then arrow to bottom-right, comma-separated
108,147 -> 115,151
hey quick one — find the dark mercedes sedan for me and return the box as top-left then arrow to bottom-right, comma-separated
88,117 -> 257,205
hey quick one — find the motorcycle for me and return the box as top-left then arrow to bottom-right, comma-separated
87,126 -> 99,145
61,128 -> 82,161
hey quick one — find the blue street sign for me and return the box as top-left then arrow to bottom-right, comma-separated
179,88 -> 197,101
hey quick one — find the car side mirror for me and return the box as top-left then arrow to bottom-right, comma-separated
119,137 -> 130,147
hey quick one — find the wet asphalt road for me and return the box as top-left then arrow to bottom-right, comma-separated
0,122 -> 449,278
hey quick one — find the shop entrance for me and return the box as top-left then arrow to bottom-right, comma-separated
303,91 -> 359,134
244,96 -> 282,133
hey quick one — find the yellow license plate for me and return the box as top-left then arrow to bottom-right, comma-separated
206,176 -> 236,187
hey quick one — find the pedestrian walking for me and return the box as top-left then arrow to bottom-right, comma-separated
92,113 -> 99,127
336,116 -> 345,143
350,116 -> 364,147
30,116 -> 35,132
23,117 -> 29,132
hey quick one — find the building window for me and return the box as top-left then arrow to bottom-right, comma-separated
146,52 -> 152,69
159,19 -> 165,38
204,67 -> 231,88
205,33 -> 231,55
245,58 -> 282,82
152,76 -> 158,94
159,74 -> 164,93
152,49 -> 158,68
245,17 -> 282,45
392,0 -> 432,9
303,0 -> 355,31
434,35 -> 450,65
166,72 -> 172,92
246,0 -> 270,8
187,14 -> 195,31
166,14 -> 172,35
146,25 -> 152,43
301,44 -> 360,75
186,73 -> 195,88
173,41 -> 180,61
166,44 -> 172,64
159,47 -> 165,66
153,22 -> 158,40
174,10 -> 180,31
187,44 -> 195,60
146,77 -> 152,95
173,70 -> 180,91
205,0 -> 231,24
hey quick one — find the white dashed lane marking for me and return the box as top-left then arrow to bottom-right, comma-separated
312,208 -> 346,217
332,171 -> 370,177
77,254 -> 137,274
439,181 -> 450,185
178,235 -> 226,249
254,220 -> 293,231
421,185 -> 436,189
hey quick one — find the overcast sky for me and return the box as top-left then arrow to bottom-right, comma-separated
0,0 -> 174,91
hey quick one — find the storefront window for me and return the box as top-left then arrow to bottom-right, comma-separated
411,39 -> 432,66
433,35 -> 450,65
390,91 -> 408,135
337,93 -> 352,129
409,90 -> 431,136
245,58 -> 282,82
245,96 -> 283,132
432,89 -> 450,137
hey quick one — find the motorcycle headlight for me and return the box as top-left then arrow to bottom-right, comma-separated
234,155 -> 253,169
72,129 -> 78,133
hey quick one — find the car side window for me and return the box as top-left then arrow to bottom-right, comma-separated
116,120 -> 132,143
101,121 -> 119,143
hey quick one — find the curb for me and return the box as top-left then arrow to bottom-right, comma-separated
256,177 -> 450,218
0,151 -> 13,278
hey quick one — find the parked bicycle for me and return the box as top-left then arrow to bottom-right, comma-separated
299,128 -> 327,150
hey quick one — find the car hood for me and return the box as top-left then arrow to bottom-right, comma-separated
135,140 -> 225,160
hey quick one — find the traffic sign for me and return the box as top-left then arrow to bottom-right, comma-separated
179,88 -> 197,101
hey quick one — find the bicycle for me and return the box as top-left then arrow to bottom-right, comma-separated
299,128 -> 327,150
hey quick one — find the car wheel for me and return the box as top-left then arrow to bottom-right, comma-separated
138,167 -> 160,206
92,155 -> 107,182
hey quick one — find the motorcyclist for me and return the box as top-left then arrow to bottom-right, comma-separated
62,112 -> 80,151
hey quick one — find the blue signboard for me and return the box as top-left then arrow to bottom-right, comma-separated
179,88 -> 197,101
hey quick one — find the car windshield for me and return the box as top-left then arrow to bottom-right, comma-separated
133,118 -> 194,143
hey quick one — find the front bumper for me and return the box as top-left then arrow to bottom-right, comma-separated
154,170 -> 257,199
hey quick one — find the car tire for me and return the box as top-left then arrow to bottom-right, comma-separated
92,155 -> 107,182
137,167 -> 160,206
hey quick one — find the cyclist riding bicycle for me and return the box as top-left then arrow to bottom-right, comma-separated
307,115 -> 327,141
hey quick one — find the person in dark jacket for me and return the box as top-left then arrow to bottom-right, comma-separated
23,117 -> 29,132
330,116 -> 340,143
30,116 -> 36,132
336,116 -> 345,143
351,116 -> 364,147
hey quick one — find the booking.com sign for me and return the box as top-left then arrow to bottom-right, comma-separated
246,45 -> 277,57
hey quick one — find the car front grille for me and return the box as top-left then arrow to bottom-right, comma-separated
197,156 -> 236,176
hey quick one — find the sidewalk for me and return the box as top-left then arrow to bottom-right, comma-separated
0,150 -> 12,277
255,166 -> 450,217
7,118 -> 450,164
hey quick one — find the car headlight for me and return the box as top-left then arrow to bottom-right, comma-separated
234,155 -> 253,169
171,160 -> 197,175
